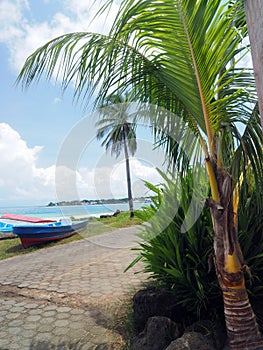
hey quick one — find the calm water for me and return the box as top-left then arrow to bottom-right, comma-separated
0,202 -> 146,219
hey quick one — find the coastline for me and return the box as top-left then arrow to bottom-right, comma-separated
0,202 -> 147,221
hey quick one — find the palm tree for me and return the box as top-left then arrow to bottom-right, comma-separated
96,94 -> 137,218
17,1 -> 263,348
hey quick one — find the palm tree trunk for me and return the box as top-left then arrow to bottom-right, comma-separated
123,135 -> 134,218
208,170 -> 263,350
212,213 -> 263,349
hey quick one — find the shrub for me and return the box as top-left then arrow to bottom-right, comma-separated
129,169 -> 263,328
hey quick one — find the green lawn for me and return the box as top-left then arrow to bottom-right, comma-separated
0,211 -> 144,261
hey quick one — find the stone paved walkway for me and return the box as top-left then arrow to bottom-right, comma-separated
0,226 -> 148,349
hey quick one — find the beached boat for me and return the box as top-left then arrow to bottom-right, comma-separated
0,221 -> 13,232
0,221 -> 17,239
13,219 -> 88,248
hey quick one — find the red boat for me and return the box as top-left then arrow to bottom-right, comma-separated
13,219 -> 88,248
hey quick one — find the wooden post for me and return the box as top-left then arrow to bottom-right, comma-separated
245,0 -> 263,130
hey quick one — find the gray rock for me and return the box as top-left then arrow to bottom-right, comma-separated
131,316 -> 180,350
185,319 -> 226,349
165,331 -> 216,350
132,287 -> 186,332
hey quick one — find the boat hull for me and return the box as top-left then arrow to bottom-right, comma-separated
13,220 -> 88,248
0,221 -> 13,232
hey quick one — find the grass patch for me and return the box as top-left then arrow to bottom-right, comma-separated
96,210 -> 144,228
0,233 -> 84,261
0,210 -> 144,261
107,296 -> 136,350
117,300 -> 136,350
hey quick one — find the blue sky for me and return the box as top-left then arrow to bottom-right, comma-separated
0,0 -> 164,206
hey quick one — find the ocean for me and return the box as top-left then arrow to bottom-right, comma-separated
0,202 -> 146,220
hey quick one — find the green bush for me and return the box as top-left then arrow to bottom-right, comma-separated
129,169 -> 263,327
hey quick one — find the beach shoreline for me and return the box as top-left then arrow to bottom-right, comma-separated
0,202 -> 146,220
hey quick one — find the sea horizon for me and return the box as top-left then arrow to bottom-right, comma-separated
0,202 -> 147,220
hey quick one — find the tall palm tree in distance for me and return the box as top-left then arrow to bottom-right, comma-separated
17,1 -> 263,348
96,94 -> 137,218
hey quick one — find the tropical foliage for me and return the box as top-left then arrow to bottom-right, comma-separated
16,0 -> 263,348
133,169 -> 219,324
133,170 -> 263,330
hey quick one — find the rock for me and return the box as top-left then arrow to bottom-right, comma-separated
132,287 -> 186,332
100,214 -> 112,219
131,316 -> 180,350
165,331 -> 216,350
100,210 -> 121,219
185,319 -> 226,350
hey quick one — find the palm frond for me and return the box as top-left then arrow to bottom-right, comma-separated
17,0 -> 261,204
17,1 -> 251,145
16,31 -> 157,110
109,0 -> 248,136
229,108 -> 263,213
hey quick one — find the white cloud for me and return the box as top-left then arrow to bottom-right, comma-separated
0,0 -> 27,27
0,0 -> 119,73
0,123 -> 90,204
53,97 -> 62,104
63,0 -> 119,34
0,123 -> 161,205
0,123 -> 41,165
90,158 -> 163,200
0,123 -> 56,204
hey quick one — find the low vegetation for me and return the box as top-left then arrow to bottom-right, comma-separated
97,210 -> 143,228
128,170 -> 263,331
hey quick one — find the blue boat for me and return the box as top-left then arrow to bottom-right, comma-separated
13,219 -> 88,248
0,221 -> 13,232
